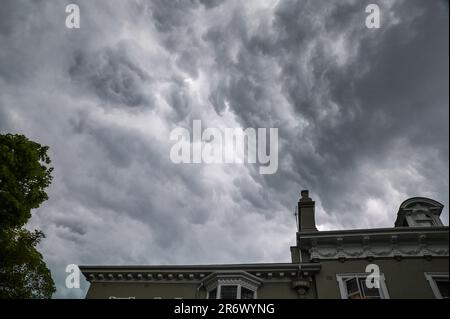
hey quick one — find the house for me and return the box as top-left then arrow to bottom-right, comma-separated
80,190 -> 449,299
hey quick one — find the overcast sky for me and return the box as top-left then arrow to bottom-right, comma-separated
0,0 -> 448,298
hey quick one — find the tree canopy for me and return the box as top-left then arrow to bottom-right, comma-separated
0,133 -> 55,298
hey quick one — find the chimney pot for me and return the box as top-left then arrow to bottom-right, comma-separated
300,190 -> 311,202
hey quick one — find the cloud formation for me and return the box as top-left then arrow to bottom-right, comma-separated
0,0 -> 448,298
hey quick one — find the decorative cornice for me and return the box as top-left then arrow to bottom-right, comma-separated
309,245 -> 449,261
299,225 -> 449,238
81,263 -> 322,283
302,229 -> 449,261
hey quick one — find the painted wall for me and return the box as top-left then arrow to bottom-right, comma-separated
85,279 -> 314,299
315,257 -> 449,299
86,282 -> 200,299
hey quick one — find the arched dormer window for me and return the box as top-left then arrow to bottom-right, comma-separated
395,197 -> 444,228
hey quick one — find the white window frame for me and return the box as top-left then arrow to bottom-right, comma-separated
207,282 -> 257,299
203,271 -> 261,300
336,273 -> 390,299
424,272 -> 449,299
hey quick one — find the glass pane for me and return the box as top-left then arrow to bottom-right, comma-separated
241,287 -> 255,299
416,220 -> 434,226
220,286 -> 238,299
436,279 -> 449,298
345,278 -> 360,295
208,288 -> 217,299
359,278 -> 381,299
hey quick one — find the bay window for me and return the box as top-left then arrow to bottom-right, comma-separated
203,272 -> 261,299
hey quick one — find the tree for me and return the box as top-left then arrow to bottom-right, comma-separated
0,133 -> 56,298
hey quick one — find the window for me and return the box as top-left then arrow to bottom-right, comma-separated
414,213 -> 435,227
220,285 -> 238,299
241,287 -> 255,299
425,273 -> 449,299
337,274 -> 389,299
204,272 -> 261,299
416,220 -> 434,227
344,277 -> 380,299
207,284 -> 256,299
436,280 -> 449,298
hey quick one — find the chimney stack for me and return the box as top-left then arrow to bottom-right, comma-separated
298,190 -> 318,232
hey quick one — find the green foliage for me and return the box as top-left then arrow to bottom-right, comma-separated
0,133 -> 56,298
0,134 -> 53,229
0,228 -> 55,298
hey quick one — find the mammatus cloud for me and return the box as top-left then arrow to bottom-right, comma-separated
0,0 -> 448,298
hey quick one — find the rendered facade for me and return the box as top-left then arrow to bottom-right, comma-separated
81,190 -> 449,299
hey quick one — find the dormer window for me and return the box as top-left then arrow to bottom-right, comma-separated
398,211 -> 438,228
413,212 -> 436,227
395,198 -> 444,228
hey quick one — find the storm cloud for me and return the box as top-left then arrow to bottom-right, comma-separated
0,0 -> 448,298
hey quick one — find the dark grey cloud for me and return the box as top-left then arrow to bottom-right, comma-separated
201,0 -> 449,227
150,0 -> 199,33
69,43 -> 151,108
0,0 -> 448,298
